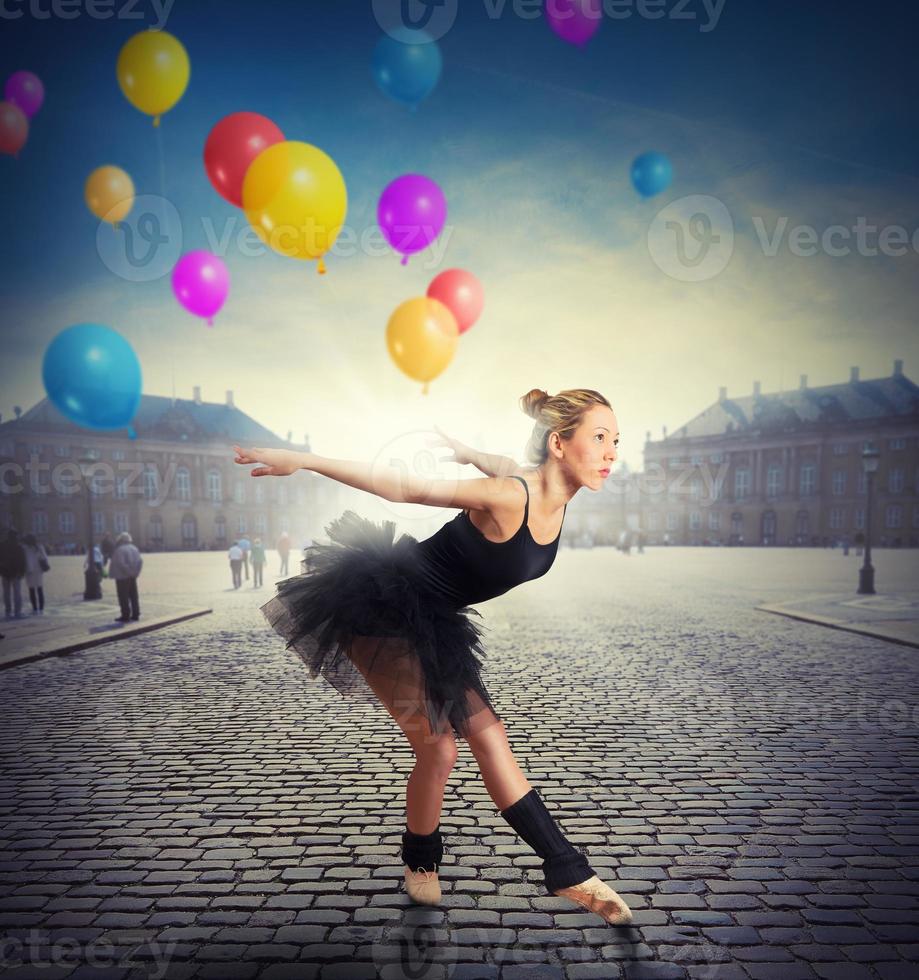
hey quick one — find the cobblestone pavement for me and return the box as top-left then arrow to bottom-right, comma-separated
1,547 -> 918,980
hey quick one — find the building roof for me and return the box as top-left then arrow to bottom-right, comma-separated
0,395 -> 299,448
665,372 -> 919,441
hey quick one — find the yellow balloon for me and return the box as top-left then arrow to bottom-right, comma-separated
242,141 -> 348,274
85,165 -> 135,226
117,28 -> 190,127
386,297 -> 459,394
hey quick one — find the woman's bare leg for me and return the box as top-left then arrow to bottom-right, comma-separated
348,635 -> 457,834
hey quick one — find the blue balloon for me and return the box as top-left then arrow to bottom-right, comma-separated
42,323 -> 142,431
372,28 -> 442,108
631,151 -> 673,198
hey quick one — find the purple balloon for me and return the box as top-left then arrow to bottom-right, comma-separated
545,0 -> 602,47
4,71 -> 44,118
378,173 -> 447,265
171,251 -> 230,327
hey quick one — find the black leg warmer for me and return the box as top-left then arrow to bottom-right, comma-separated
401,825 -> 443,872
499,788 -> 596,893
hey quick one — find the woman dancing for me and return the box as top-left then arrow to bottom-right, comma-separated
232,387 -> 632,926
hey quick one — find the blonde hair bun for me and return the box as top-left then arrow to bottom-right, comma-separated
520,388 -> 550,420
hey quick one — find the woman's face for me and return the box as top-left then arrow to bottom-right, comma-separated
557,404 -> 620,489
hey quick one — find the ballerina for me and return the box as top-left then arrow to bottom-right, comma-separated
232,387 -> 632,926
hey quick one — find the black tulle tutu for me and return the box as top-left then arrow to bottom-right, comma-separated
260,510 -> 503,739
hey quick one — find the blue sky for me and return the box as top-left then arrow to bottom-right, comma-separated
1,0 -> 917,479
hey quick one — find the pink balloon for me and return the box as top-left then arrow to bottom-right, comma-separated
171,251 -> 229,327
545,0 -> 602,47
0,101 -> 28,157
378,173 -> 447,265
427,269 -> 484,335
4,71 -> 44,118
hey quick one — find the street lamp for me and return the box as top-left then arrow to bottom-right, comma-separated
78,450 -> 102,600
857,443 -> 879,595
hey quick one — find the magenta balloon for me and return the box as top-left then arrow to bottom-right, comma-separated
171,251 -> 230,326
545,0 -> 602,47
4,71 -> 44,118
378,173 -> 447,265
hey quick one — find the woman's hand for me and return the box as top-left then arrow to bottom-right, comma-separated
232,445 -> 303,477
425,425 -> 471,466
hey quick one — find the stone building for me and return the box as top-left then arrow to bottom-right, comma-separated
0,387 -> 341,553
638,359 -> 918,547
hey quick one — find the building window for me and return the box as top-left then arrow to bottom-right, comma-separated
799,463 -> 816,496
734,469 -> 751,500
255,513 -> 267,534
32,511 -> 48,535
143,465 -> 159,502
885,504 -> 902,529
54,445 -> 70,458
856,471 -> 867,495
215,517 -> 227,542
666,512 -> 678,531
206,470 -> 222,503
28,443 -> 42,456
92,512 -> 105,534
234,481 -> 245,504
766,465 -> 782,498
150,517 -> 163,544
854,507 -> 865,530
112,449 -> 126,461
690,454 -> 703,466
709,453 -> 723,464
254,482 -> 265,504
888,438 -> 905,450
59,511 -> 75,534
90,473 -> 105,497
237,514 -> 248,534
832,443 -> 848,455
279,514 -> 290,532
795,510 -> 809,539
829,507 -> 843,530
689,511 -> 701,530
176,467 -> 191,502
181,516 -> 197,546
831,470 -> 846,496
889,467 -> 904,493
690,477 -> 701,501
114,512 -> 129,533
276,484 -> 287,505
708,511 -> 720,531
114,477 -> 127,500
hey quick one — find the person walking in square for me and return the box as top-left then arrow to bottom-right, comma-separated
251,537 -> 266,588
228,541 -> 243,589
0,529 -> 27,620
276,531 -> 291,577
109,532 -> 143,622
238,535 -> 251,580
232,388 -> 632,926
22,534 -> 50,615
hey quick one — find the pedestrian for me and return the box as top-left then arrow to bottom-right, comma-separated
0,529 -> 27,620
276,531 -> 291,576
238,535 -> 251,580
228,541 -> 243,589
85,542 -> 105,589
100,532 -> 115,568
251,537 -> 266,588
22,533 -> 50,615
231,387 -> 632,925
109,532 -> 143,622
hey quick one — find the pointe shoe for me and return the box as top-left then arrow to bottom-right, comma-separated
403,865 -> 442,906
553,875 -> 633,925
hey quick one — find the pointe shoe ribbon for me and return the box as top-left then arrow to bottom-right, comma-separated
403,865 -> 442,905
553,875 -> 633,925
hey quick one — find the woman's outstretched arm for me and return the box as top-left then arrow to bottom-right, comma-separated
231,443 -> 522,511
427,425 -> 525,478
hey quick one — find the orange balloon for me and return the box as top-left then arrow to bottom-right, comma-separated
386,296 -> 459,394
85,165 -> 135,226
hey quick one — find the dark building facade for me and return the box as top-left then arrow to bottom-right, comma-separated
0,387 -> 340,553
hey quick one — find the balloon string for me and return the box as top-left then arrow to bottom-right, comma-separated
153,115 -> 160,128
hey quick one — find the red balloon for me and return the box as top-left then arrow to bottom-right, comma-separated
0,101 -> 28,157
427,269 -> 484,335
204,111 -> 285,207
